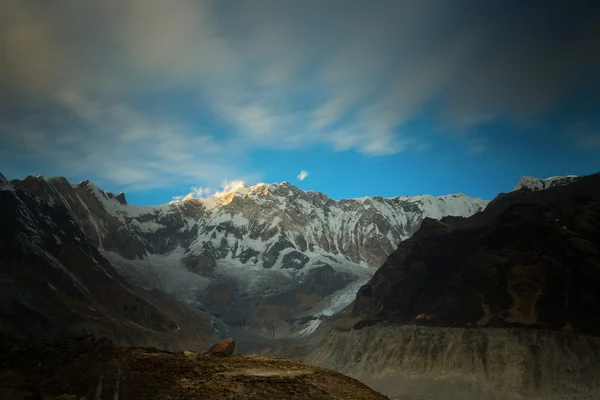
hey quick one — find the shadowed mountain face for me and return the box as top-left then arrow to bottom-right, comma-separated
0,173 -> 217,351
349,173 -> 600,333
0,173 -> 488,345
308,172 -> 600,400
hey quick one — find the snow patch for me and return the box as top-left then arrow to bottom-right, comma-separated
130,219 -> 165,233
512,175 -> 580,192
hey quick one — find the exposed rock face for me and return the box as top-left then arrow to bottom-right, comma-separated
309,172 -> 600,399
206,337 -> 236,357
350,173 -> 600,333
308,325 -> 600,400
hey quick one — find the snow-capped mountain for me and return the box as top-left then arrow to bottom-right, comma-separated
512,175 -> 581,192
1,173 -> 489,345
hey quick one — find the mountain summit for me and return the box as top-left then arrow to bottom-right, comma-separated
512,175 -> 581,191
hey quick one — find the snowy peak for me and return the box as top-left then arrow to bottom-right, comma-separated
222,181 -> 299,198
106,191 -> 127,205
513,175 -> 581,192
3,173 -> 491,269
0,173 -> 14,192
219,182 -> 272,200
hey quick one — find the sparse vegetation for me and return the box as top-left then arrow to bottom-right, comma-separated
0,337 -> 387,399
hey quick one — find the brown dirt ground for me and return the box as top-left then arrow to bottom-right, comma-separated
0,337 -> 388,400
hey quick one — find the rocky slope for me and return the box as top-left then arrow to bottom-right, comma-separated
1,173 -> 488,344
308,172 -> 600,399
309,325 -> 600,400
0,173 -> 217,351
0,336 -> 388,400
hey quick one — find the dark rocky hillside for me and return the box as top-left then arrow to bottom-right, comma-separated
308,172 -> 600,400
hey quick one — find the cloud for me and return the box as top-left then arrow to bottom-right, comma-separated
416,143 -> 433,151
188,186 -> 217,199
568,121 -> 600,150
311,98 -> 349,129
297,170 -> 308,181
0,97 -> 236,191
214,180 -> 247,197
469,144 -> 487,153
577,134 -> 600,149
1,0 -> 599,190
174,179 -> 248,201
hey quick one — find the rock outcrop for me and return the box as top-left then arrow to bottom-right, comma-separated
206,337 -> 236,357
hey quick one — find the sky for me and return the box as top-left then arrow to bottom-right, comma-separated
1,0 -> 599,205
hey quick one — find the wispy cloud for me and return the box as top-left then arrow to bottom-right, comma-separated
567,121 -> 600,150
469,143 -> 487,153
577,134 -> 600,149
188,187 -> 217,199
215,180 -> 247,197
0,97 -> 235,191
1,0 -> 599,191
173,179 -> 248,201
297,170 -> 309,181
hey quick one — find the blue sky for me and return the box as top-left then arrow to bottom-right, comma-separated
1,0 -> 599,205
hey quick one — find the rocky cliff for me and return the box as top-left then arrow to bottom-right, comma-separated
308,172 -> 600,399
308,325 -> 600,400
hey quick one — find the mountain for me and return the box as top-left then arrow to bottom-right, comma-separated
0,173 -> 488,350
512,175 -> 581,191
308,172 -> 600,399
0,174 -> 217,351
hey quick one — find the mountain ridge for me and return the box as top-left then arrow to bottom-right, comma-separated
14,174 -> 487,207
1,172 -> 490,346
3,172 -> 583,352
6,174 -> 490,266
512,174 -> 581,192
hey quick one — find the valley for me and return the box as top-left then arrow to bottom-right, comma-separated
0,173 -> 487,350
1,172 -> 599,399
2,1 -> 598,398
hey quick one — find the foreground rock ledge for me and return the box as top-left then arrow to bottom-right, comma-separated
0,337 -> 387,400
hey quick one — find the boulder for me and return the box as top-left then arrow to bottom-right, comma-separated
206,338 -> 235,357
